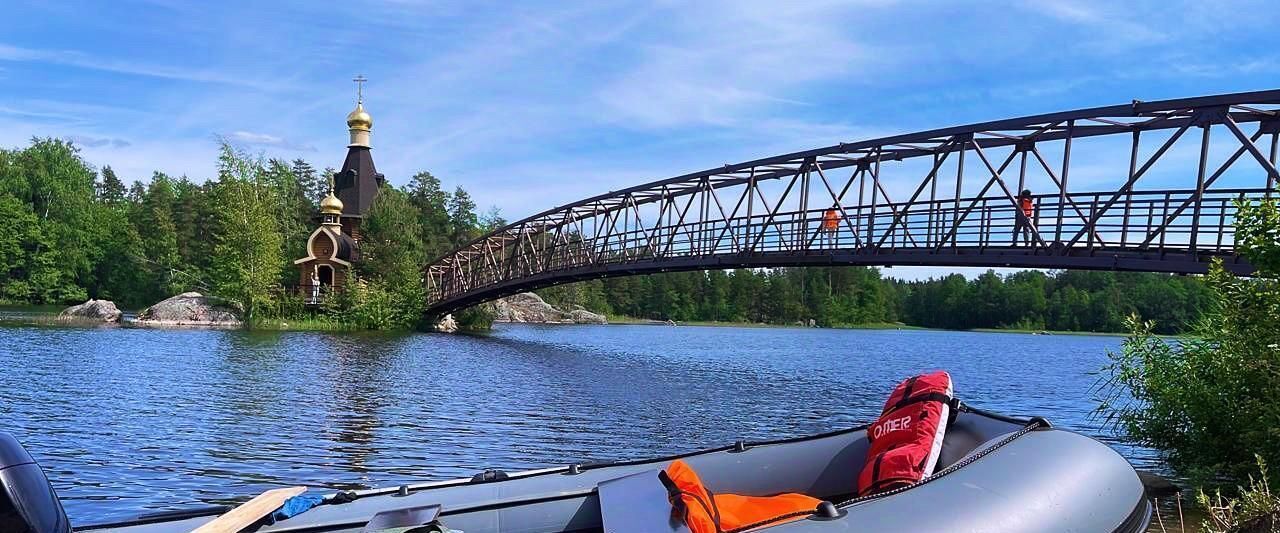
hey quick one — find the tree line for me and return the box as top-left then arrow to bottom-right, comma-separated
541,267 -> 1213,334
0,137 -> 497,327
1,137 -> 1215,334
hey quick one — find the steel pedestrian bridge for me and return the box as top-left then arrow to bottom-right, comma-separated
424,90 -> 1280,317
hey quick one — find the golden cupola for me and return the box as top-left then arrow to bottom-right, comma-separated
320,180 -> 344,233
347,101 -> 372,148
320,190 -> 344,215
346,102 -> 372,131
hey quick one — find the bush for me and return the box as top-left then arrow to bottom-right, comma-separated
1199,456 -> 1280,533
1097,199 -> 1280,485
453,304 -> 494,331
323,277 -> 420,330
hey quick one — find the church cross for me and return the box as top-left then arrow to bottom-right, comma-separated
353,75 -> 368,103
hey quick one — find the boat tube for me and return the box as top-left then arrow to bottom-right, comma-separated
20,404 -> 1150,532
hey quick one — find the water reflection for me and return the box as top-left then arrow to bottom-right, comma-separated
0,318 -> 1156,524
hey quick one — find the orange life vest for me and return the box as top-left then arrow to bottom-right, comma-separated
659,459 -> 821,533
1020,197 -> 1034,218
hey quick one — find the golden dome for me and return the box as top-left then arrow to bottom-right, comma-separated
346,102 -> 372,131
320,191 -> 344,215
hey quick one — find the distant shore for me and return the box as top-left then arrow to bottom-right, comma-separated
2,305 -> 1149,338
597,315 -> 1134,337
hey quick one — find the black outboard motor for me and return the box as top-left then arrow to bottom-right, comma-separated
0,433 -> 71,533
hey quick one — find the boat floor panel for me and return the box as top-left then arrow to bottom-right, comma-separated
597,470 -> 689,533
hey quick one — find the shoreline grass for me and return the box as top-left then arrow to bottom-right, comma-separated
250,317 -> 412,332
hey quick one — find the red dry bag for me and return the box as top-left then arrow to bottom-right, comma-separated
857,370 -> 953,496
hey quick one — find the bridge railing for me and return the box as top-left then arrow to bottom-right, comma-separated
426,188 -> 1271,306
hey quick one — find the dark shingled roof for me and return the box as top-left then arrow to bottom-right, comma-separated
332,230 -> 359,262
334,146 -> 385,217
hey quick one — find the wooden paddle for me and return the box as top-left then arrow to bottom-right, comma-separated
192,486 -> 308,533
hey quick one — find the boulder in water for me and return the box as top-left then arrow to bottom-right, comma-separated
492,292 -> 607,325
134,292 -> 242,327
492,292 -> 565,323
435,313 -> 459,333
57,299 -> 122,323
569,309 -> 607,325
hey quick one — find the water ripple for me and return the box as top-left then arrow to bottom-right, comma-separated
0,320 -> 1156,524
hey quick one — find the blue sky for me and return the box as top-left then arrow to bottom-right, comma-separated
4,0 -> 1278,278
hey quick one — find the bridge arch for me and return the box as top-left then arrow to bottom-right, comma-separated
425,90 -> 1280,317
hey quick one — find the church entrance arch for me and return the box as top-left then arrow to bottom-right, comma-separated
317,264 -> 334,287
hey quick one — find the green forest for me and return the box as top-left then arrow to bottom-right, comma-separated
540,267 -> 1213,334
0,137 -> 497,328
2,137 -> 1216,334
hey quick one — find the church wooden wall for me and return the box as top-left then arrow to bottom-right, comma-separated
297,260 -> 348,290
342,218 -> 363,243
312,232 -> 335,259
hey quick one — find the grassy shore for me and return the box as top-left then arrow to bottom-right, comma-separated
251,317 -> 369,332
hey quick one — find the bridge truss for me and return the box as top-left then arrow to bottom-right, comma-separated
424,90 -> 1280,317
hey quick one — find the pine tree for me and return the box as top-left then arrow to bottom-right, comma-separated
360,184 -> 426,322
97,165 -> 127,204
127,181 -> 145,203
406,171 -> 453,257
447,186 -> 479,247
135,172 -> 182,299
291,158 -> 325,207
361,185 -> 424,283
265,159 -> 310,268
170,177 -> 210,281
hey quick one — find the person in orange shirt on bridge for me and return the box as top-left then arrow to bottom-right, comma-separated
822,208 -> 840,247
1013,189 -> 1034,246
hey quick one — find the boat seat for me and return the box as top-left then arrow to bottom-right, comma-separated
597,469 -> 691,533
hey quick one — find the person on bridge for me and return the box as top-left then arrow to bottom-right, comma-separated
822,208 -> 840,247
1013,189 -> 1035,246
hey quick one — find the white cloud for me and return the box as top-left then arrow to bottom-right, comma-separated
0,105 -> 82,123
594,1 -> 880,129
225,131 -> 316,152
1017,0 -> 1167,50
67,134 -> 131,148
0,43 -> 285,90
7,0 -> 1279,229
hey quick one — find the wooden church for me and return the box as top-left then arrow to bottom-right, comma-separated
295,83 -> 384,302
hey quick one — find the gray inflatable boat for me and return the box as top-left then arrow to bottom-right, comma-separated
5,404 -> 1151,532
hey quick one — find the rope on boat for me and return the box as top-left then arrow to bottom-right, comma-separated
719,416 -> 1047,532
836,417 -> 1045,507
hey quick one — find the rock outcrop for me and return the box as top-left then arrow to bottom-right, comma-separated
57,299 -> 122,323
492,293 -> 563,323
569,308 -> 608,325
435,313 -> 459,333
134,292 -> 242,327
491,292 -> 607,325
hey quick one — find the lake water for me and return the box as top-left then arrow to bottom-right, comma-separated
0,313 -> 1164,526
